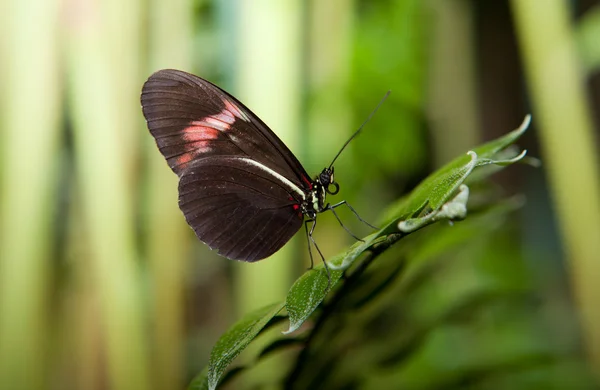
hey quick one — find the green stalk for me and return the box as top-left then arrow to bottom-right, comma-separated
0,0 -> 61,388
511,0 -> 600,373
426,0 -> 479,166
144,0 -> 195,388
65,0 -> 150,388
231,1 -> 303,388
304,0 -> 354,258
305,0 -> 354,162
577,5 -> 600,74
233,0 -> 302,315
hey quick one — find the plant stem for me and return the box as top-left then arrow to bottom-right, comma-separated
511,0 -> 600,374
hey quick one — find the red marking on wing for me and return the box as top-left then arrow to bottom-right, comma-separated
288,197 -> 302,217
171,125 -> 221,170
205,111 -> 235,128
174,153 -> 194,168
292,204 -> 303,219
169,102 -> 248,172
182,125 -> 221,143
301,175 -> 313,189
223,99 -> 248,121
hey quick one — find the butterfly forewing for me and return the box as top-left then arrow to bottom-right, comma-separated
141,69 -> 311,261
141,69 -> 311,185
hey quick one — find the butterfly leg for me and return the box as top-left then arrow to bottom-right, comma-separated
326,204 -> 365,242
329,200 -> 379,230
305,218 -> 331,289
304,219 -> 315,270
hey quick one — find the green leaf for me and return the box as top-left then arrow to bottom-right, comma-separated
205,302 -> 285,390
380,115 -> 531,229
284,233 -> 381,334
187,368 -> 209,390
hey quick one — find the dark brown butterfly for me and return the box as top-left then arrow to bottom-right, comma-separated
141,69 -> 379,271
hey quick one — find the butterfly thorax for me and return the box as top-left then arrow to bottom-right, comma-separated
301,167 -> 338,220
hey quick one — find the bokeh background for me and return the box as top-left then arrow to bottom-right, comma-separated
1,0 -> 599,389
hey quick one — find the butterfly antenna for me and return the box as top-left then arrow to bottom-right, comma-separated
328,90 -> 391,169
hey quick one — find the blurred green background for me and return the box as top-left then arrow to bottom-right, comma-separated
1,0 -> 599,389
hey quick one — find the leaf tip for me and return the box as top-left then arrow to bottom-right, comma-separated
282,323 -> 300,335
520,114 -> 532,131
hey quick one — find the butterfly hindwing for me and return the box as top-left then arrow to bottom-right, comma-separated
178,156 -> 303,261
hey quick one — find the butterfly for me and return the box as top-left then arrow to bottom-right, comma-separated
141,69 -> 380,275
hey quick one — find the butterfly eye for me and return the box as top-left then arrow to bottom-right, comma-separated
326,182 -> 339,195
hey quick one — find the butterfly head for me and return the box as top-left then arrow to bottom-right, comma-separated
319,167 -> 339,195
